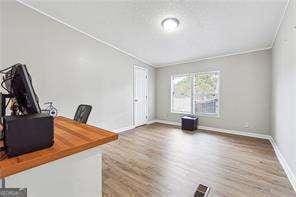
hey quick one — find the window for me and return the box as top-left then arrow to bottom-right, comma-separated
171,75 -> 192,113
171,71 -> 220,117
194,72 -> 219,116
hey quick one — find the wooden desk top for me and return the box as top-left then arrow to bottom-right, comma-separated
0,116 -> 118,178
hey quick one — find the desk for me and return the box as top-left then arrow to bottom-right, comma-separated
0,116 -> 118,197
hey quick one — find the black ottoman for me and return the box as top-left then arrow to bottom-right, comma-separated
181,116 -> 198,131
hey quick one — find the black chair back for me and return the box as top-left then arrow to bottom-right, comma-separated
74,104 -> 92,123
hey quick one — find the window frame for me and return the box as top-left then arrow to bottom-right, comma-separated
170,71 -> 220,118
194,71 -> 220,118
170,74 -> 194,114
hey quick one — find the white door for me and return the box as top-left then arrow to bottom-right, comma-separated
134,66 -> 148,127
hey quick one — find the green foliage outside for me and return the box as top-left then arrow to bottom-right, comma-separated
195,73 -> 218,94
173,73 -> 218,100
174,76 -> 191,98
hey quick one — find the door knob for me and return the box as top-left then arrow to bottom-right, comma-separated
134,99 -> 138,102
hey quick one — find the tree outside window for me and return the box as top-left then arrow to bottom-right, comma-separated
171,71 -> 219,117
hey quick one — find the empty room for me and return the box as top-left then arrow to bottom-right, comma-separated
0,0 -> 295,196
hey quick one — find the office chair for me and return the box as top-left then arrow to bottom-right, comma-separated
74,104 -> 92,124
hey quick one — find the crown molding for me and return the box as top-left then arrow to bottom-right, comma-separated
16,0 -> 282,69
16,0 -> 155,67
271,0 -> 290,48
155,47 -> 272,68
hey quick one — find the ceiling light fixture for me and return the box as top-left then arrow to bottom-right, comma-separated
161,18 -> 180,32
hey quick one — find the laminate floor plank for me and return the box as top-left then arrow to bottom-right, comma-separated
102,123 -> 295,197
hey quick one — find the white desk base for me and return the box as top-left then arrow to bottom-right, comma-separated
5,147 -> 102,197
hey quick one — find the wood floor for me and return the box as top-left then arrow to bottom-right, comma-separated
101,123 -> 295,197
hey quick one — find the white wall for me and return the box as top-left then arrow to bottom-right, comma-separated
156,50 -> 272,135
0,1 -> 155,131
272,0 -> 296,181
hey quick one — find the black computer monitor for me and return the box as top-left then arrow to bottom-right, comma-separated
3,64 -> 41,115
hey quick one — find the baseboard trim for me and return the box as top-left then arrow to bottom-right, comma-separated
114,125 -> 135,133
148,119 -> 296,191
269,137 -> 296,191
198,125 -> 270,139
146,120 -> 157,124
151,119 -> 181,126
149,119 -> 269,139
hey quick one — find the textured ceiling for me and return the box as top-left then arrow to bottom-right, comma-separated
21,0 -> 287,67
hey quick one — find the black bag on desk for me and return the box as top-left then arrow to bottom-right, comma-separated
3,113 -> 54,157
